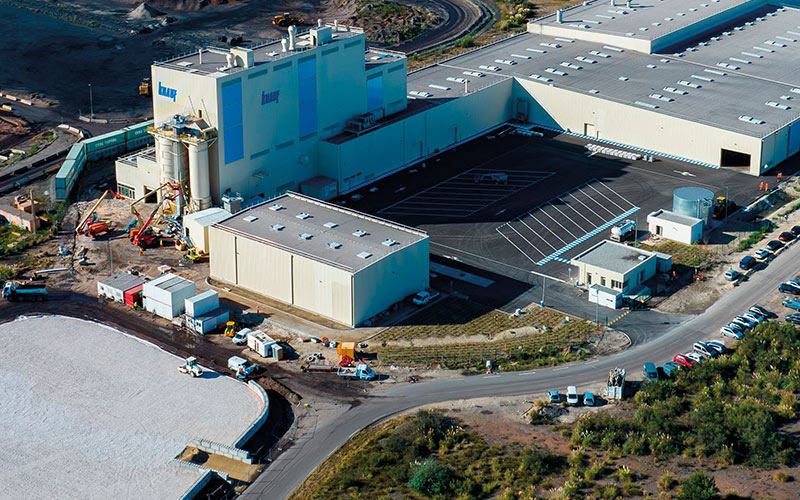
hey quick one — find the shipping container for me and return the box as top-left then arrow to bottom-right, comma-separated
143,296 -> 176,319
97,272 -> 146,302
142,273 -> 196,318
185,290 -> 219,318
83,130 -> 125,154
190,308 -> 229,335
124,284 -> 143,307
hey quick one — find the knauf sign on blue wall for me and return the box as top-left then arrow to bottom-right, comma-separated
158,82 -> 178,102
261,90 -> 279,105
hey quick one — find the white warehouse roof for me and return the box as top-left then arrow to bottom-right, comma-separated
571,240 -> 657,274
184,207 -> 231,228
213,192 -> 428,273
647,209 -> 703,226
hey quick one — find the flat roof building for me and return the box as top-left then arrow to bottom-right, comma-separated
647,209 -> 704,244
571,240 -> 671,295
208,192 -> 429,327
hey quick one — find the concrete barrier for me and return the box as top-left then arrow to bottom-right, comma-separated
0,104 -> 11,112
4,95 -> 17,102
18,99 -> 32,106
190,438 -> 254,464
234,380 -> 270,448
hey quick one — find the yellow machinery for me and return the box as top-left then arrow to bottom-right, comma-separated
273,13 -> 303,27
185,247 -> 206,262
224,321 -> 236,337
139,78 -> 152,96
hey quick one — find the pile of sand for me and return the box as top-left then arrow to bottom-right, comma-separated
127,2 -> 166,19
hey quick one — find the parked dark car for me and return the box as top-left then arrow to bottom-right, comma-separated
792,225 -> 800,237
767,240 -> 784,251
786,313 -> 800,325
779,231 -> 794,242
739,255 -> 756,270
779,283 -> 800,295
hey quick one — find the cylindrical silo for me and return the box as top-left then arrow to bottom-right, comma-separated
673,186 -> 714,226
187,141 -> 211,211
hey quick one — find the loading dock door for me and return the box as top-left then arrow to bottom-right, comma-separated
720,148 -> 751,168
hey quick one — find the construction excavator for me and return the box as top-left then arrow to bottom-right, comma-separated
75,190 -> 122,238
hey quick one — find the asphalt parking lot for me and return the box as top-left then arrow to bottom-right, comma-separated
343,130 -> 769,285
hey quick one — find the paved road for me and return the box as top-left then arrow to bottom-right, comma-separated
243,239 -> 800,499
387,0 -> 484,54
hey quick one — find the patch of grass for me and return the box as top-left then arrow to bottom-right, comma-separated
290,410 -> 566,500
650,240 -> 714,269
375,298 -> 597,371
736,220 -> 775,252
773,471 -> 792,483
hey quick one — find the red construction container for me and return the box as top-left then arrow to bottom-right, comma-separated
124,284 -> 143,308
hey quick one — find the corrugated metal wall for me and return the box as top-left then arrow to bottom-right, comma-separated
235,236 -> 293,304
352,238 -> 429,325
209,227 -> 237,283
292,254 -> 353,326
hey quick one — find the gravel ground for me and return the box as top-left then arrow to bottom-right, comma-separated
0,315 -> 263,499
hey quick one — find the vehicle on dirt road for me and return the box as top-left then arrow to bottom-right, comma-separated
783,299 -> 800,311
673,354 -> 694,367
412,289 -> 440,306
779,283 -> 800,295
786,313 -> 800,325
2,281 -> 47,301
724,269 -> 741,281
779,231 -> 795,242
767,240 -> 784,251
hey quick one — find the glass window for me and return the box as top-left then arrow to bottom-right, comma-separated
221,79 -> 244,164
117,183 -> 135,199
600,276 -> 606,286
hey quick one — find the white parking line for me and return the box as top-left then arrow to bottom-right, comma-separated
567,191 -> 606,222
575,186 -> 617,217
528,213 -> 569,246
557,198 -> 595,231
586,183 -> 626,212
519,217 -> 561,251
505,224 -> 549,258
540,206 -> 579,239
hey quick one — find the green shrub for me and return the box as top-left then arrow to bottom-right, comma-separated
408,458 -> 451,496
658,471 -> 678,491
677,472 -> 718,500
459,35 -> 475,48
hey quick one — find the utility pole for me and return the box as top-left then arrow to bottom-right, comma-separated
30,189 -> 36,234
725,186 -> 729,219
595,299 -> 599,325
541,277 -> 546,306
88,83 -> 93,119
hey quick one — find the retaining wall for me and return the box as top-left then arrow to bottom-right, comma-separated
235,380 -> 270,448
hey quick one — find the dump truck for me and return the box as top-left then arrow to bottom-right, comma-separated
2,281 -> 47,301
605,367 -> 626,400
610,220 -> 636,242
337,363 -> 375,380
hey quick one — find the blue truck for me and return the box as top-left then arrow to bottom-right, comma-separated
2,281 -> 47,301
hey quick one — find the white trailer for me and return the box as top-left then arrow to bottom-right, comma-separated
247,331 -> 282,360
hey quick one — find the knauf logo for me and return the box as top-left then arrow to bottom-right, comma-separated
158,82 -> 177,102
261,90 -> 279,105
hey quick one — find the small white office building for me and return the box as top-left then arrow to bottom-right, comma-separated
647,209 -> 704,245
143,273 -> 197,319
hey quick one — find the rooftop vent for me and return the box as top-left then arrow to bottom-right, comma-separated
561,62 -> 583,70
704,69 -> 726,76
530,74 -> 553,82
729,57 -> 750,64
323,221 -> 338,228
463,71 -> 485,77
635,101 -> 658,109
328,241 -> 342,249
554,37 -> 574,43
446,77 -> 468,83
478,65 -> 501,71
494,59 -> 517,65
429,84 -> 450,91
408,91 -> 433,97
526,48 -> 547,53
716,62 -> 739,70
603,45 -> 623,52
775,36 -> 796,42
792,88 -> 800,94
270,224 -> 285,231
649,93 -> 674,102
618,76 -> 629,81
738,115 -> 765,125
765,40 -> 786,47
752,46 -> 774,52
677,80 -> 701,88
691,74 -> 714,82
575,56 -> 597,63
243,215 -> 259,222
545,68 -> 568,76
510,53 -> 531,59
663,87 -> 688,95
357,251 -> 372,259
589,50 -> 611,58
646,64 -> 657,69
382,238 -> 398,247
741,51 -> 763,58
296,212 -> 310,219
540,42 -> 561,48
589,89 -> 600,94
298,232 -> 312,240
352,229 -> 367,237
269,204 -> 284,211
766,101 -> 791,110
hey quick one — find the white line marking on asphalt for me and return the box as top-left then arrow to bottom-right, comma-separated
552,367 -> 570,371
483,375 -> 501,378
518,371 -> 537,376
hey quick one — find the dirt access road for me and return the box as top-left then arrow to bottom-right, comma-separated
386,0 -> 485,53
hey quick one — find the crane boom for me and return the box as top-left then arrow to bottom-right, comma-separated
132,185 -> 183,247
76,190 -> 118,235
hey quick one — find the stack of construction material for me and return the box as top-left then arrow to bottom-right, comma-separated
184,290 -> 229,335
143,273 -> 196,319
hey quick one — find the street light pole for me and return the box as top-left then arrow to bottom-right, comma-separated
541,277 -> 546,306
88,83 -> 93,119
725,186 -> 729,219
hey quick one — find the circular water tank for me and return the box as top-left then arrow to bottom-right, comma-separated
673,186 -> 714,225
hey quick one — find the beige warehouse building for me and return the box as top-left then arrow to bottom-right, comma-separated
208,192 -> 429,327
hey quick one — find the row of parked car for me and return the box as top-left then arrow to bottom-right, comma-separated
725,227 -> 800,281
719,304 -> 771,340
548,386 -> 595,406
